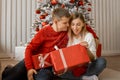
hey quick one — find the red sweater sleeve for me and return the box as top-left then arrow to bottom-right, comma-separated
86,25 -> 99,39
25,30 -> 44,70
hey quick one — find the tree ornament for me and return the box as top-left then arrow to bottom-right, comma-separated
35,9 -> 41,14
43,12 -> 48,16
35,26 -> 39,32
61,4 -> 65,8
88,3 -> 92,6
39,15 -> 46,19
42,21 -> 48,26
87,7 -> 92,11
69,0 -> 75,3
51,0 -> 58,5
78,0 -> 84,6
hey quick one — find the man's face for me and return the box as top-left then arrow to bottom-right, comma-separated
56,17 -> 70,32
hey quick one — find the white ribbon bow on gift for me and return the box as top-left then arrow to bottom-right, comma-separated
38,54 -> 51,68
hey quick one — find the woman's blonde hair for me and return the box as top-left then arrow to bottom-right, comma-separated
69,12 -> 88,42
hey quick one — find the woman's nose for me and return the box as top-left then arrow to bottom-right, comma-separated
73,25 -> 77,29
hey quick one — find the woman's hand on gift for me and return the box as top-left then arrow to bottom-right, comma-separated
27,69 -> 37,80
79,41 -> 88,48
80,41 -> 95,61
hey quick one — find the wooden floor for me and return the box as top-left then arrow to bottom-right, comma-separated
0,55 -> 120,80
104,55 -> 120,71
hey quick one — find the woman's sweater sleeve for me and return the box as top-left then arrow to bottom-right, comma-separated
84,33 -> 97,59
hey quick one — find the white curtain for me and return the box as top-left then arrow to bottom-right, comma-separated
0,0 -> 36,56
93,0 -> 120,55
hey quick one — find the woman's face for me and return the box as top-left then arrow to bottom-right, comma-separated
71,18 -> 85,35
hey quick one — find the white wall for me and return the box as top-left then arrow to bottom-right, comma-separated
0,0 -> 36,56
0,0 -> 120,56
93,0 -> 120,55
0,0 -> 2,51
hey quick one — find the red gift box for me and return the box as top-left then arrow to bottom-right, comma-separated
32,53 -> 52,70
50,44 -> 90,75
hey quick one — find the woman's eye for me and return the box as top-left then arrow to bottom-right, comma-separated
77,23 -> 81,26
71,23 -> 74,26
77,24 -> 80,26
71,23 -> 81,26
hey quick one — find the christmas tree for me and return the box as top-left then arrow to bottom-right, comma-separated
31,0 -> 93,38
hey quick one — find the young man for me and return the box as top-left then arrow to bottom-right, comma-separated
25,8 -> 71,80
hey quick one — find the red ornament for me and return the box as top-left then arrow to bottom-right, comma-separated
78,0 -> 84,6
43,12 -> 48,16
35,9 -> 41,14
42,22 -> 48,26
61,4 -> 65,8
36,27 -> 39,32
51,0 -> 58,5
88,8 -> 92,11
69,0 -> 75,3
82,7 -> 85,10
39,15 -> 46,19
88,3 -> 92,6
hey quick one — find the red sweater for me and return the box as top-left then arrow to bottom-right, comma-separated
25,26 -> 68,70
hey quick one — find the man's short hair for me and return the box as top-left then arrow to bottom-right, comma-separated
52,8 -> 71,20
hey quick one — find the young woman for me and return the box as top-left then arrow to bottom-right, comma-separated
59,12 -> 106,80
68,12 -> 96,61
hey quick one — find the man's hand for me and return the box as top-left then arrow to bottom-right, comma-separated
27,69 -> 37,80
80,41 -> 88,48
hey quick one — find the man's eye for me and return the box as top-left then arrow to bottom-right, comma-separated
63,22 -> 67,24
